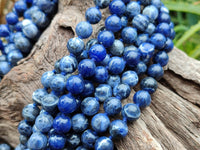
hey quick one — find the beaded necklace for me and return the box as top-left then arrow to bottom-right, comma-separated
15,0 -> 175,150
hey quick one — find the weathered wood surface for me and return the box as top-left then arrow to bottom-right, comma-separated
0,0 -> 200,149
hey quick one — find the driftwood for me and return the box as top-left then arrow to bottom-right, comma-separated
0,0 -> 200,149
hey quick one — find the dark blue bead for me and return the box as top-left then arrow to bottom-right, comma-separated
150,33 -> 166,50
0,144 -> 10,150
134,61 -> 147,75
109,39 -> 124,56
100,54 -> 110,66
0,55 -> 6,62
59,55 -> 78,74
121,16 -> 128,27
152,0 -> 162,8
31,10 -> 49,28
138,42 -> 155,62
124,45 -> 138,54
89,44 -> 107,62
107,75 -> 120,88
20,134 -> 28,145
42,93 -> 59,112
81,80 -> 94,97
156,23 -> 171,37
135,34 -> 149,47
41,71 -> 54,88
22,104 -> 40,122
93,0 -> 110,9
124,50 -> 141,67
108,57 -> 125,74
81,97 -> 100,116
142,5 -> 158,22
104,97 -> 122,116
122,103 -> 141,121
58,94 -> 77,114
18,120 -> 32,136
169,28 -> 175,40
94,66 -> 109,83
109,120 -> 128,138
81,129 -> 98,148
132,14 -> 149,32
85,7 -> 102,24
95,136 -> 114,150
147,64 -> 164,80
24,6 -> 39,19
14,0 -> 27,15
0,25 -> 10,37
145,23 -> 156,35
113,84 -> 131,99
67,37 -> 84,55
53,114 -> 71,133
105,15 -> 122,32
122,0 -> 130,3
140,77 -> 158,94
0,61 -> 11,76
78,59 -> 96,78
66,133 -> 81,148
133,90 -> 151,108
76,21 -> 93,39
164,38 -> 174,53
49,134 -> 66,150
14,35 -> 32,53
91,113 -> 110,133
121,27 -> 137,44
72,113 -> 88,132
7,50 -> 23,66
50,74 -> 66,92
138,0 -> 151,5
153,51 -> 169,66
6,12 -> 18,25
27,132 -> 47,149
35,0 -> 56,15
66,75 -> 85,95
109,0 -> 126,16
15,21 -> 23,32
122,71 -> 138,87
86,39 -> 98,50
157,12 -> 171,24
0,39 -> 3,50
76,146 -> 88,150
97,30 -> 115,48
125,1 -> 141,18
95,84 -> 112,102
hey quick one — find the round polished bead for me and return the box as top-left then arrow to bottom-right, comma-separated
157,12 -> 171,24
97,30 -> 115,48
27,132 -> 47,149
143,5 -> 158,22
89,44 -> 107,62
109,39 -> 124,56
76,146 -> 89,150
104,97 -> 122,116
0,144 -> 10,150
95,136 -> 114,150
81,97 -> 100,116
0,55 -> 6,62
107,75 -> 120,88
41,71 -> 54,88
42,94 -> 59,112
153,51 -> 169,66
72,113 -> 88,132
53,114 -> 71,133
109,0 -> 126,16
22,104 -> 40,122
145,23 -> 156,35
94,66 -> 109,83
49,134 -> 66,150
6,12 -> 18,25
86,7 -> 102,24
133,90 -> 151,108
20,134 -> 28,145
0,61 -> 11,76
121,16 -> 128,27
31,10 -> 49,28
78,59 -> 96,78
58,94 -> 77,114
125,1 -> 140,18
124,45 -> 138,54
14,0 -> 27,15
121,27 -> 137,44
14,35 -> 32,53
170,28 -> 176,40
95,84 -> 112,102
0,25 -> 10,37
135,61 -> 147,75
152,0 -> 162,8
156,23 -> 171,37
150,33 -> 166,50
76,21 -> 93,39
113,84 -> 131,99
81,80 -> 94,97
18,120 -> 32,136
109,120 -> 128,138
4,44 -> 16,54
122,103 -> 141,121
105,15 -> 122,32
81,129 -> 98,148
59,55 -> 78,74
122,71 -> 138,87
7,50 -> 23,66
140,77 -> 158,94
86,39 -> 98,50
138,42 -> 155,61
91,113 -> 110,133
67,37 -> 84,55
124,50 -> 141,67
163,38 -> 174,53
132,14 -> 149,32
66,133 -> 81,148
108,57 -> 125,75
160,6 -> 169,14
147,64 -> 164,80
100,54 -> 110,66
24,5 -> 39,19
35,0 -> 56,15
50,74 -> 66,92
135,34 -> 149,47
93,0 -> 110,9
22,19 -> 39,39
66,75 -> 84,95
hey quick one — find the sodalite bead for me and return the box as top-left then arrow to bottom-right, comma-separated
0,25 -> 10,37
72,113 -> 88,132
152,0 -> 162,8
0,61 -> 11,76
104,97 -> 122,116
53,114 -> 71,133
124,45 -> 138,54
145,23 -> 156,35
95,137 -> 114,150
59,55 -> 78,74
14,0 -> 27,15
122,71 -> 138,87
81,129 -> 98,148
78,59 -> 96,78
50,74 -> 66,92
76,21 -> 93,39
94,66 -> 108,83
156,23 -> 171,37
150,33 -> 166,50
14,35 -> 32,53
153,51 -> 169,66
18,120 -> 32,136
91,113 -> 110,133
138,0 -> 151,5
132,14 -> 149,32
124,50 -> 141,67
66,133 -> 81,148
121,16 -> 128,27
42,94 -> 59,112
125,1 -> 141,18
35,0 -> 56,15
20,134 -> 28,145
109,39 -> 124,56
157,12 -> 171,24
121,27 -> 137,44
109,120 -> 128,138
133,90 -> 151,108
105,15 -> 122,32
81,80 -> 94,97
0,144 -> 10,150
31,10 -> 49,28
0,55 -> 6,62
58,94 -> 77,114
107,75 -> 120,88
86,39 -> 98,50
113,84 -> 131,99
86,7 -> 102,24
89,44 -> 107,62
22,104 -> 40,122
4,44 -> 16,55
135,34 -> 149,47
24,6 -> 40,19
100,54 -> 110,66
135,61 -> 147,75
122,103 -> 141,121
138,42 -> 155,61
169,28 -> 175,40
7,50 -> 23,66
147,64 -> 164,80
49,134 -> 66,150
76,146 -> 88,150
98,30 -> 115,48
143,5 -> 158,22
93,0 -> 110,9
27,132 -> 47,149
140,77 -> 158,94
95,84 -> 112,102
164,38 -> 174,53
81,97 -> 100,116
67,37 -> 84,55
41,71 -> 54,88
6,12 -> 18,25
108,57 -> 125,75
109,0 -> 126,16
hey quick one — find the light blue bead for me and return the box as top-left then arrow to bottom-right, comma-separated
41,71 -> 54,88
95,84 -> 112,102
97,30 -> 115,48
6,12 -> 18,25
42,94 -> 59,112
81,80 -> 94,97
121,27 -> 137,44
105,15 -> 122,32
122,103 -> 141,121
100,54 -> 110,66
14,35 -> 32,53
150,33 -> 166,50
24,6 -> 39,19
59,55 -> 78,74
22,104 -> 40,122
132,14 -> 149,32
138,42 -> 155,61
18,120 -> 32,136
133,90 -> 151,108
91,113 -> 110,133
85,7 -> 102,24
0,61 -> 11,76
107,75 -> 120,88
53,114 -> 71,134
143,5 -> 159,22
31,10 -> 49,28
124,45 -> 138,54
160,6 -> 169,14
93,0 -> 110,9
81,97 -> 100,116
125,2 -> 141,18
76,21 -> 93,39
104,97 -> 122,116
66,133 -> 81,148
109,0 -> 126,16
67,37 -> 84,55
147,64 -> 164,80
108,57 -> 125,75
49,134 -> 66,150
95,136 -> 114,150
109,39 -> 124,56
0,55 -> 6,62
157,12 -> 171,24
50,74 -> 66,92
4,44 -> 16,54
156,23 -> 171,37
19,134 -> 28,145
89,44 -> 107,62
72,113 -> 88,132
94,66 -> 109,83
135,34 -> 149,47
7,50 -> 23,66
122,71 -> 138,87
109,120 -> 128,138
78,59 -> 96,78
27,132 -> 47,149
145,23 -> 156,35
134,61 -> 147,75
113,84 -> 131,99
0,144 -> 10,150
152,0 -> 162,8
140,77 -> 158,94
22,19 -> 39,39
121,16 -> 128,27
81,129 -> 98,148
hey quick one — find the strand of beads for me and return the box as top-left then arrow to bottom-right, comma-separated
0,0 -> 58,82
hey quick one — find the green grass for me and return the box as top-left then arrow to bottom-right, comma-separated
163,0 -> 200,60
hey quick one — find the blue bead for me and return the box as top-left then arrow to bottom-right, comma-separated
95,84 -> 112,102
108,57 -> 125,74
72,113 -> 88,132
140,77 -> 158,94
169,28 -> 175,40
135,34 -> 149,47
134,61 -> 147,75
76,21 -> 93,39
50,74 -> 66,92
76,146 -> 89,150
58,94 -> 77,114
164,38 -> 174,53
156,23 -> 171,37
147,64 -> 164,80
15,21 -> 23,32
91,113 -> 110,133
153,51 -> 169,66
0,39 -> 3,50
54,60 -> 60,73
22,104 -> 40,122
122,71 -> 138,87
41,71 -> 54,88
109,0 -> 126,16
151,0 -> 162,8
14,35 -> 32,53
7,50 -> 23,66
157,12 -> 171,24
132,14 -> 149,32
105,15 -> 122,32
81,97 -> 100,116
133,90 -> 151,108
109,39 -> 124,56
6,12 -> 18,25
124,45 -> 138,54
138,0 -> 151,5
86,39 -> 98,50
89,44 -> 107,62
100,54 -> 110,66
121,16 -> 128,27
59,55 -> 78,74
24,6 -> 39,19
0,55 -> 6,62
81,80 -> 94,97
42,94 -> 59,112
142,5 -> 158,22
18,120 -> 32,136
0,61 -> 11,76
14,0 -> 27,15
124,50 -> 141,67
169,22 -> 174,29
95,136 -> 114,150
97,30 -> 115,48
121,27 -> 137,44
81,129 -> 98,148
94,66 -> 109,83
27,132 -> 47,149
113,84 -> 131,99
107,75 -> 120,88
49,134 -> 66,150
66,75 -> 85,95
150,33 -> 166,50
53,114 -> 71,133
145,23 -> 156,35
66,133 -> 81,148
160,5 -> 170,14
78,59 -> 96,78
122,0 -> 130,3
31,10 -> 49,28
122,103 -> 141,121
0,25 -> 10,37
35,113 -> 54,133
0,144 -> 10,150
104,97 -> 122,116
125,2 -> 141,18
93,0 -> 110,9
138,42 -> 155,61
85,7 -> 102,24
20,134 -> 28,145
67,37 -> 84,55
109,120 -> 128,138
35,0 -> 56,15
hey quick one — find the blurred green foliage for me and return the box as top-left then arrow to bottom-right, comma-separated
163,0 -> 200,60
